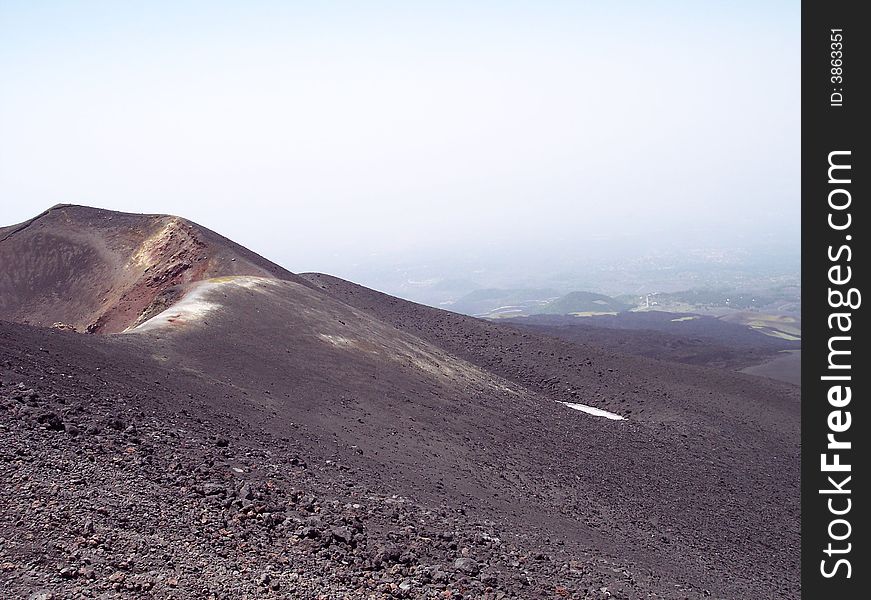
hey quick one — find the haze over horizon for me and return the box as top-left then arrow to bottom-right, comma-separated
1,1 -> 799,288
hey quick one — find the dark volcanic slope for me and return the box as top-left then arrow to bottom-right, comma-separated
301,273 -> 800,595
505,313 -> 800,371
0,204 -> 307,333
2,320 -> 642,599
0,207 -> 799,599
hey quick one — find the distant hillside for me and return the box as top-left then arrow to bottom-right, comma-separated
538,291 -> 630,315
510,311 -> 800,374
639,289 -> 800,312
449,287 -> 560,317
449,288 -> 630,318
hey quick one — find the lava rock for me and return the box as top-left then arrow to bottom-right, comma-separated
37,412 -> 64,431
454,557 -> 480,576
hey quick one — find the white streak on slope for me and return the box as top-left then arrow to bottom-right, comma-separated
559,401 -> 625,420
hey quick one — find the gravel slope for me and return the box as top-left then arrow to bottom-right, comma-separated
0,208 -> 799,598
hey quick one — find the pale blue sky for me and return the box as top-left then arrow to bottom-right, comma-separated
0,1 -> 799,273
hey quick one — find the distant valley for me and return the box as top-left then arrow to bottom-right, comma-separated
436,286 -> 801,386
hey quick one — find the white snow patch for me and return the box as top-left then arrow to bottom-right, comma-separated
559,401 -> 625,420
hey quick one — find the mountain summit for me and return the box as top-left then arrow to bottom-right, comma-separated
0,204 -> 306,333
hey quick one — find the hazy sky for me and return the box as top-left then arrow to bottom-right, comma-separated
1,1 -> 799,275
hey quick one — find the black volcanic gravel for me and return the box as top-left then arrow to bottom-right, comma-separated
0,208 -> 800,599
0,321 -> 678,599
